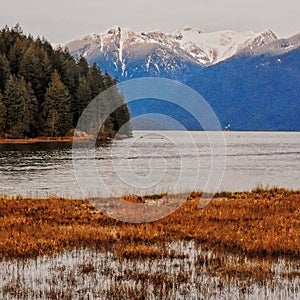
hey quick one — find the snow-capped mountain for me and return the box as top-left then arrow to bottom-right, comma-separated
65,26 -> 279,80
171,27 -> 277,64
238,32 -> 300,56
65,26 -> 300,131
66,27 -> 200,79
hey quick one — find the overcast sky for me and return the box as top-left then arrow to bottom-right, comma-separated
0,0 -> 299,43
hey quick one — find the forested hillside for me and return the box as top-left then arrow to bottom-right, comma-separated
0,24 -> 131,139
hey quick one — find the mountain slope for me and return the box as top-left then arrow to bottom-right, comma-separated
66,27 -> 300,131
237,32 -> 300,56
66,26 -> 278,80
172,27 -> 277,65
66,27 -> 200,81
188,49 -> 300,130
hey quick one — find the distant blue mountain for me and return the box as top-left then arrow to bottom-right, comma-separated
128,50 -> 300,131
66,27 -> 300,131
188,49 -> 300,131
93,55 -> 200,83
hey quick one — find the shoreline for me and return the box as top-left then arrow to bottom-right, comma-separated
0,134 -> 132,144
0,137 -> 79,144
0,136 -> 112,144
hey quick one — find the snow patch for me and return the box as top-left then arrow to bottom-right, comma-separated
65,26 -> 284,70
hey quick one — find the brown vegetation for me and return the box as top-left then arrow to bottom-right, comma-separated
0,188 -> 299,261
0,136 -> 94,144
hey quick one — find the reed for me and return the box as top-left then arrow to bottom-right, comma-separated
0,188 -> 299,260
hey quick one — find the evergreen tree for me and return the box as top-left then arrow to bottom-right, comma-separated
87,64 -> 105,98
64,55 -> 79,96
114,102 -> 132,136
0,24 -> 25,55
8,37 -> 26,75
19,45 -> 52,106
3,74 -> 24,137
0,26 -> 11,54
0,24 -> 132,139
77,56 -> 89,78
0,53 -> 10,91
0,91 -> 6,135
43,71 -> 72,137
23,81 -> 39,137
19,45 -> 41,92
103,70 -> 115,86
108,87 -> 132,136
74,77 -> 92,124
52,48 -> 79,97
3,75 -> 38,138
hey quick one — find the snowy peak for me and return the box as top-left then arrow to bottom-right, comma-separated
238,29 -> 277,53
66,26 -> 298,80
66,26 -> 281,67
66,26 -> 197,77
259,29 -> 278,42
172,28 -> 260,64
181,26 -> 203,34
238,31 -> 300,56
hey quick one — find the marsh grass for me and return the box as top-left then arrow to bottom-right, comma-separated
0,241 -> 299,299
0,188 -> 299,298
0,188 -> 299,260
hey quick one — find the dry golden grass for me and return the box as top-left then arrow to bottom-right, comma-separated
0,188 -> 299,260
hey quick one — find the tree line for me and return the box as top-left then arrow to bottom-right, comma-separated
0,24 -> 131,139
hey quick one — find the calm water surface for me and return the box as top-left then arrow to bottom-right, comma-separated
0,131 -> 299,197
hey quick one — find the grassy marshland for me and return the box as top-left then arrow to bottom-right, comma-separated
0,188 -> 299,299
0,188 -> 299,260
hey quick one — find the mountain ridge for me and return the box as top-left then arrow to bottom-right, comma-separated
66,26 -> 283,71
65,26 -> 300,131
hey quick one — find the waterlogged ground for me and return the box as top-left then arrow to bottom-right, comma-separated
0,241 -> 299,300
0,189 -> 299,299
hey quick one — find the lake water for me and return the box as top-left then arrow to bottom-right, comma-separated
0,131 -> 299,197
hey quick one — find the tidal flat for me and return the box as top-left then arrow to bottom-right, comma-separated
0,188 -> 299,299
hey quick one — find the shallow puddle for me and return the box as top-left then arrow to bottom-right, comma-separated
0,241 -> 299,299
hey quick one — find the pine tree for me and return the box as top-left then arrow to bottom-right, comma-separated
74,77 -> 92,124
62,56 -> 79,97
19,45 -> 52,106
3,75 -> 38,138
87,64 -> 105,98
22,80 -> 39,137
19,45 -> 41,92
0,24 -> 25,55
108,87 -> 132,136
8,37 -> 26,75
0,53 -> 10,91
0,25 -> 132,139
3,74 -> 23,137
115,102 -> 132,136
52,49 -> 79,96
103,71 -> 118,89
77,57 -> 89,78
43,71 -> 72,137
0,91 -> 6,135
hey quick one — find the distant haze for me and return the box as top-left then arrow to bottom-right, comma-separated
0,0 -> 299,43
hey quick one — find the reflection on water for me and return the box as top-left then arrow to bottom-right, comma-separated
0,241 -> 299,299
0,142 -> 77,197
0,131 -> 299,197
